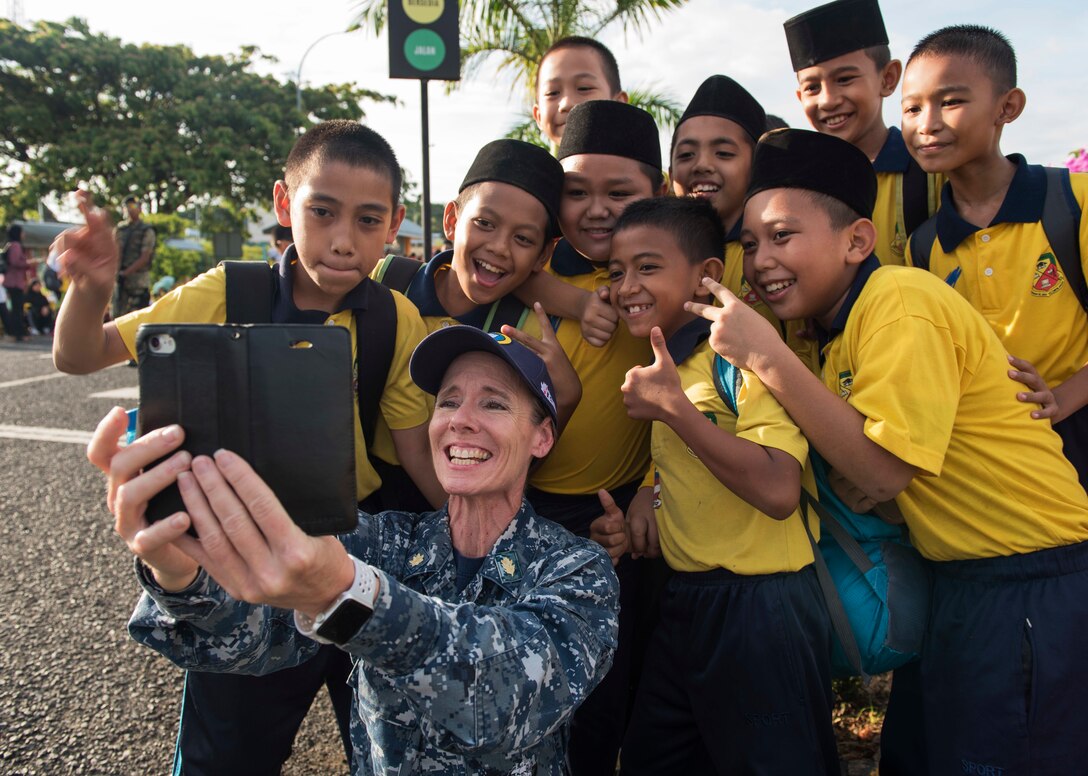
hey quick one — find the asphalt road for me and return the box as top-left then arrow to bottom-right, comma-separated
0,338 -> 347,775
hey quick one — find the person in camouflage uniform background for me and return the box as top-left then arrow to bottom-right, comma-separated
112,195 -> 155,318
92,326 -> 620,775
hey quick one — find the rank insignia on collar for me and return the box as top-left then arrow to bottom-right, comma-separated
408,552 -> 425,568
495,552 -> 521,582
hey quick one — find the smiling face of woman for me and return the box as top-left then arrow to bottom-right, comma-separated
429,352 -> 555,503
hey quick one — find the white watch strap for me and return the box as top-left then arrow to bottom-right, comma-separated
294,555 -> 378,644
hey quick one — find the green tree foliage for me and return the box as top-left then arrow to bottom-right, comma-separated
0,18 -> 398,219
349,0 -> 686,144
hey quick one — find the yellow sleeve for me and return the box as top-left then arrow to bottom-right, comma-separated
734,369 -> 809,467
378,291 -> 431,430
849,311 -> 959,477
114,266 -> 228,358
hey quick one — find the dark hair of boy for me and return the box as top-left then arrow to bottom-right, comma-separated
285,120 -> 402,206
454,139 -> 564,238
613,196 -> 725,265
537,36 -> 622,95
558,100 -> 663,190
908,24 -> 1017,93
121,194 -> 139,207
6,224 -> 22,242
764,114 -> 790,132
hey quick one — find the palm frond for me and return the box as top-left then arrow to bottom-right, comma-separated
347,0 -> 387,34
627,86 -> 683,132
504,117 -> 551,149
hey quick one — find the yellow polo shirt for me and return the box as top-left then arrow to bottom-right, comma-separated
653,323 -> 814,574
529,240 -> 651,494
821,258 -> 1088,561
906,158 -> 1088,387
871,127 -> 944,266
116,260 -> 431,500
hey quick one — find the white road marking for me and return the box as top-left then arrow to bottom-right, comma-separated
89,387 -> 139,400
0,424 -> 93,445
0,372 -> 68,389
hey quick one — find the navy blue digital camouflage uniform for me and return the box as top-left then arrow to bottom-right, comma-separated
129,501 -> 620,775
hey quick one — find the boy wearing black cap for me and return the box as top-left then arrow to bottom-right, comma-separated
370,140 -> 581,424
671,75 -> 820,372
54,120 -> 442,775
902,25 -> 1088,491
374,139 -> 561,334
600,196 -> 839,774
691,128 -> 1088,775
785,0 -> 941,266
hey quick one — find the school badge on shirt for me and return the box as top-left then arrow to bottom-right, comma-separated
837,370 -> 854,399
1032,253 -> 1064,297
739,278 -> 761,307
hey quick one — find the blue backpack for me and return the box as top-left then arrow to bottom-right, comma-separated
713,354 -> 932,680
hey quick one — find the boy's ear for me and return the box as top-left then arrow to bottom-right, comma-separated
532,103 -> 544,130
272,180 -> 292,226
997,87 -> 1027,126
442,200 -> 459,241
880,59 -> 903,97
386,204 -> 406,245
694,257 -> 725,297
845,218 -> 878,265
615,90 -> 629,104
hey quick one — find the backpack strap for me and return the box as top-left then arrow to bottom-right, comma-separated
907,215 -> 938,273
374,255 -> 423,294
482,294 -> 532,333
712,353 -> 742,416
355,281 -> 398,454
1042,167 -> 1088,313
223,260 -> 276,323
799,489 -> 870,682
901,158 -> 934,237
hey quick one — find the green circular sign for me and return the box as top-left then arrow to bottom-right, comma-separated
403,0 -> 443,25
404,30 -> 446,72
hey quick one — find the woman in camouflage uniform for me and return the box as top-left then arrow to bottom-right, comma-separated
92,325 -> 619,775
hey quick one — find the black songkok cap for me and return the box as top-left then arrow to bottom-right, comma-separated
460,139 -> 564,237
557,101 -> 661,171
746,129 -> 876,218
784,0 -> 888,72
677,75 -> 767,143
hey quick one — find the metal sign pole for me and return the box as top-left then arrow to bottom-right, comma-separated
421,78 -> 431,260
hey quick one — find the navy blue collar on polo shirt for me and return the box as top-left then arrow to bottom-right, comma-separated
724,217 -> 743,245
934,154 -> 1045,254
665,316 -> 712,366
872,126 -> 912,174
550,238 -> 599,277
272,244 -> 372,323
815,253 -> 882,352
406,249 -> 523,329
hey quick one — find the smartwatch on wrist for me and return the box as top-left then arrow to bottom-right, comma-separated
294,556 -> 378,646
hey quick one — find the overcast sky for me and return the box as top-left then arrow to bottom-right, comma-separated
20,0 -> 1088,212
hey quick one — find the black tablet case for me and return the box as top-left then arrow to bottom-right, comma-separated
136,324 -> 357,536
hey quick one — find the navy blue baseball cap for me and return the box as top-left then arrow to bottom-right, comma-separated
410,326 -> 559,425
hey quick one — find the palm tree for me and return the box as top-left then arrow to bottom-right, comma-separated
349,0 -> 687,143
